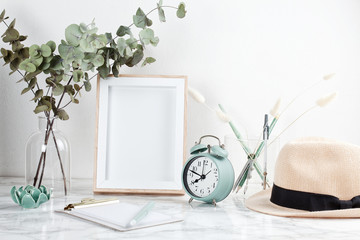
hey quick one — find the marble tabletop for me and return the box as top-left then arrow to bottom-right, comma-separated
1,177 -> 359,240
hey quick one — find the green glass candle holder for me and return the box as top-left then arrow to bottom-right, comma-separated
10,185 -> 51,209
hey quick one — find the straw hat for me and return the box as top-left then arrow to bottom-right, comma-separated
245,137 -> 360,218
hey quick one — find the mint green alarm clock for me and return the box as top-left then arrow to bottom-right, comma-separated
182,135 -> 234,205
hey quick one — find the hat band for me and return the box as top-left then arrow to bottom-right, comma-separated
270,184 -> 360,211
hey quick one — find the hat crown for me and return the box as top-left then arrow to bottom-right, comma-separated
274,137 -> 360,200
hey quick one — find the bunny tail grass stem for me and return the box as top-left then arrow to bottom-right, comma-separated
270,105 -> 317,146
204,103 -> 215,112
218,104 -> 251,155
278,74 -> 334,118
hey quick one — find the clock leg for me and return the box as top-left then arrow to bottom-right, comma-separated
212,199 -> 216,206
188,197 -> 193,204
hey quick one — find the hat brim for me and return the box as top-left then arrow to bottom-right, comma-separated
245,188 -> 360,218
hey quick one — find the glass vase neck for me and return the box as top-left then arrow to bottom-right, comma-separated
38,116 -> 57,131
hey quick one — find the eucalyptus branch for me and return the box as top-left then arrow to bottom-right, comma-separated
60,83 -> 84,109
112,5 -> 181,42
0,2 -> 187,195
127,6 -> 178,30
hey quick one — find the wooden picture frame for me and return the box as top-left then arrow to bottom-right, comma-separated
94,74 -> 187,195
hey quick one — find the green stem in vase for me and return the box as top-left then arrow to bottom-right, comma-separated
218,104 -> 251,155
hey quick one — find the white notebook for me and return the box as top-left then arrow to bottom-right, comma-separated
56,202 -> 183,231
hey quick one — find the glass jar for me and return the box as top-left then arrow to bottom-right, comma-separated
25,116 -> 70,197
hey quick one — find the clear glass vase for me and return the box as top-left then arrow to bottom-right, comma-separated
224,135 -> 280,198
25,116 -> 70,197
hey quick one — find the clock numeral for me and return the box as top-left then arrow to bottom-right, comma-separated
213,183 -> 215,188
197,161 -> 201,167
204,160 -> 208,165
216,178 -> 219,182
210,163 -> 213,168
200,189 -> 204,194
192,166 -> 197,171
189,172 -> 193,177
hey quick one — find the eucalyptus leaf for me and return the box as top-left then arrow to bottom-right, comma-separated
73,70 -> 83,82
19,47 -> 29,59
150,36 -> 159,47
116,26 -> 132,37
49,55 -> 62,70
112,64 -> 119,77
34,104 -> 49,114
105,32 -> 112,43
97,64 -> 110,79
139,28 -> 156,45
57,109 -> 69,120
11,41 -> 24,52
157,4 -> 166,22
40,44 -> 52,57
31,89 -> 43,101
0,10 -> 5,22
126,37 -> 138,49
65,85 -> 75,95
21,87 -> 31,95
105,50 -> 110,67
29,45 -> 40,57
177,2 -> 186,18
141,57 -> 156,67
28,77 -> 37,89
52,84 -> 64,96
130,50 -> 144,66
10,57 -> 21,71
117,38 -> 127,57
79,38 -> 94,52
133,8 -> 146,29
92,54 -> 104,67
2,51 -> 13,64
31,56 -> 43,67
3,28 -> 19,42
79,23 -> 88,33
84,81 -> 91,92
41,99 -> 52,110
8,19 -> 16,29
39,62 -> 50,71
18,35 -> 27,42
25,71 -> 41,82
19,59 -> 36,72
65,24 -> 82,46
125,46 -> 133,57
46,40 -> 56,52
1,48 -> 8,58
146,17 -> 153,27
74,84 -> 81,91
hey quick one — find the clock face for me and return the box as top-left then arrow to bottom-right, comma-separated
183,156 -> 219,198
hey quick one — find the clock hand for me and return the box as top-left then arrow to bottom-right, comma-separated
205,170 -> 211,176
192,178 -> 201,184
189,170 -> 202,177
201,159 -> 206,175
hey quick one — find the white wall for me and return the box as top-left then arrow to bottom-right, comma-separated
1,0 -> 360,178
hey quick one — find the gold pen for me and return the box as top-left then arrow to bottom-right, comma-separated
64,198 -> 119,211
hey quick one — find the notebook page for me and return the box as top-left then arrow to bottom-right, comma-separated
73,202 -> 178,228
